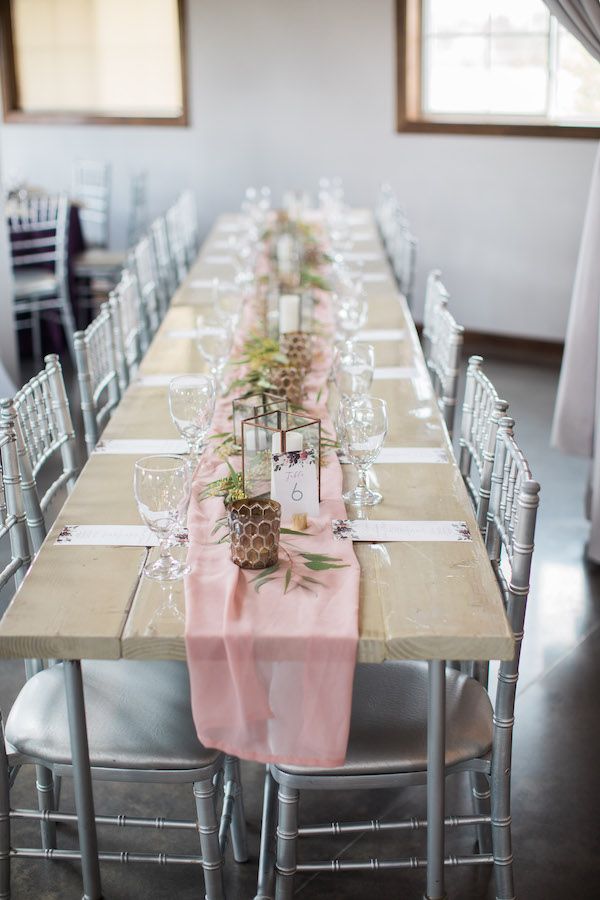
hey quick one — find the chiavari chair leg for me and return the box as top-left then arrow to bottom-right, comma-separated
224,756 -> 248,863
31,311 -> 42,370
491,730 -> 515,900
274,784 -> 299,900
34,764 -> 57,850
0,714 -> 10,900
193,777 -> 225,900
58,293 -> 78,367
470,771 -> 492,855
255,767 -> 277,900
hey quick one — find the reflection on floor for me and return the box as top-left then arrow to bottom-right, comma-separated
1,357 -> 599,899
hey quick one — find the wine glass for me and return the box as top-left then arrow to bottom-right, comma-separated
333,341 -> 375,399
338,396 -> 388,507
334,291 -> 368,339
212,277 -> 244,329
134,455 -> 191,580
196,311 -> 234,388
168,375 -> 216,463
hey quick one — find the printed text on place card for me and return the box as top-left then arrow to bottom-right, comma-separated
94,439 -> 187,455
55,525 -> 189,547
332,520 -> 472,542
338,447 -> 448,464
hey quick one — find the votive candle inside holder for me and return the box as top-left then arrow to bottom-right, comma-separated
228,499 -> 281,570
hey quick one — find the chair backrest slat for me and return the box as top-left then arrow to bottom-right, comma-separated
151,215 -> 178,301
0,414 -> 31,591
9,194 -> 69,285
426,291 -> 464,438
72,160 -> 110,250
109,269 -> 145,391
132,234 -> 163,334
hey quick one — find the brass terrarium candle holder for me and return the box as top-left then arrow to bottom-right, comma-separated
280,331 -> 313,372
242,409 -> 321,500
228,498 -> 281,569
232,393 -> 287,445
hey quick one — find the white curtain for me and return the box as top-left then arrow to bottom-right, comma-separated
543,1 -> 600,62
549,1 -> 600,558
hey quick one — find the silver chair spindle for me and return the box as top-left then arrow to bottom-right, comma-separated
73,304 -> 121,457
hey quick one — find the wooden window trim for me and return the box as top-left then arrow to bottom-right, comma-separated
0,0 -> 189,127
396,0 -> 600,139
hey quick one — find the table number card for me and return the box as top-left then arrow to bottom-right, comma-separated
332,519 -> 472,542
271,448 -> 319,521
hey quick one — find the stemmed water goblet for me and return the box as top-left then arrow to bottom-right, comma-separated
338,396 -> 388,508
334,291 -> 368,340
333,341 -> 375,399
134,455 -> 191,581
168,375 -> 216,465
196,311 -> 234,391
212,277 -> 244,330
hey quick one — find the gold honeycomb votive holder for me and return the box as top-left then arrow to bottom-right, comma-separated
228,498 -> 281,570
270,364 -> 303,405
280,331 -> 313,372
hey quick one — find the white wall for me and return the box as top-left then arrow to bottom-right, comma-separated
0,139 -> 17,388
1,0 -> 597,341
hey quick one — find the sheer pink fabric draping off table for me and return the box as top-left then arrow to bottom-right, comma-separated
184,291 -> 361,767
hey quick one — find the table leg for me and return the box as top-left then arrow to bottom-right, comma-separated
63,660 -> 102,900
424,659 -> 447,900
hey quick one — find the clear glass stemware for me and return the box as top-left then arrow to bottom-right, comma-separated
338,396 -> 388,508
333,341 -> 375,399
134,455 -> 191,581
196,311 -> 234,388
334,291 -> 368,340
168,374 -> 216,463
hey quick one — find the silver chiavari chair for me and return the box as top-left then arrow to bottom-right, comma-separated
72,160 -> 111,250
390,217 -> 417,310
9,193 -> 77,367
151,215 -> 178,302
422,269 -> 448,365
127,171 -> 149,250
131,234 -> 164,335
1,661 -> 247,899
427,300 -> 464,438
459,356 -> 509,534
166,201 -> 189,286
1,355 -> 78,554
109,269 -> 146,392
73,304 -> 121,457
0,412 -> 31,594
257,419 -> 539,900
178,189 -> 200,267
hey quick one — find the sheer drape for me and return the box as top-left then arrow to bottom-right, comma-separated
549,1 -> 600,559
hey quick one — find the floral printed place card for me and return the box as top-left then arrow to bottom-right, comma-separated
204,254 -> 234,265
94,439 -> 188,455
359,329 -> 405,342
166,329 -> 197,339
337,447 -> 448,465
344,251 -> 382,263
271,448 -> 320,520
373,366 -> 419,380
332,520 -> 472,542
134,374 -> 180,387
217,221 -> 244,233
189,278 -> 236,290
361,272 -> 387,283
56,525 -> 189,547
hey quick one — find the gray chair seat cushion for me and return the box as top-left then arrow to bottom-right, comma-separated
276,661 -> 493,777
13,269 -> 58,299
73,249 -> 125,275
5,660 -> 220,771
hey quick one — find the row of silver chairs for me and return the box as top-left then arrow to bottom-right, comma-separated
258,358 -> 539,900
375,183 -> 418,309
1,190 -> 248,899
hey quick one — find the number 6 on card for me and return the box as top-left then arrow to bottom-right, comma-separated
271,448 -> 320,521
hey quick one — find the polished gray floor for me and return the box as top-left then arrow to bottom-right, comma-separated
1,356 -> 599,899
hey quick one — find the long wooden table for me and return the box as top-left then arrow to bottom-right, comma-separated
0,210 -> 513,900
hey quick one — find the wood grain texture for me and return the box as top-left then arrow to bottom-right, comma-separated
0,211 -> 513,663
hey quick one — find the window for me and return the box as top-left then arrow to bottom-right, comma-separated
0,0 -> 187,125
397,0 -> 600,137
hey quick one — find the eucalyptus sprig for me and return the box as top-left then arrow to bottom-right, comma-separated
300,269 -> 331,292
199,460 -> 245,506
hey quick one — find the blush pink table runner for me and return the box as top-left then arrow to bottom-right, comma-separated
184,290 -> 361,767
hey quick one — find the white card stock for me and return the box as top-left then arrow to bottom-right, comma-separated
56,525 -> 189,547
338,447 -> 448,465
359,329 -> 405,342
94,439 -> 188,455
332,520 -> 472,542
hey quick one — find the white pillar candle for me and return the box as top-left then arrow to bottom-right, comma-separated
279,294 -> 301,334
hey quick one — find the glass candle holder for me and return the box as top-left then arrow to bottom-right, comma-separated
276,291 -> 315,335
242,409 -> 321,500
269,364 -> 303,405
232,393 -> 287,445
280,331 -> 313,372
228,498 -> 281,569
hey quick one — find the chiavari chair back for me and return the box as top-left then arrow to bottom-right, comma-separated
131,234 -> 163,335
127,171 -> 148,250
178,189 -> 200,266
73,304 -> 121,457
0,356 -> 78,553
459,355 -> 509,533
0,414 -> 30,593
72,160 -> 111,250
427,299 -> 464,437
9,193 -> 76,366
166,201 -> 189,285
390,217 -> 417,310
151,215 -> 178,301
109,269 -> 146,391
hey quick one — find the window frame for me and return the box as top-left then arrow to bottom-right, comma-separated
0,0 -> 188,127
396,0 -> 600,139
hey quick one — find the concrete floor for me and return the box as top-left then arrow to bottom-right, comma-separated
1,356 -> 599,899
